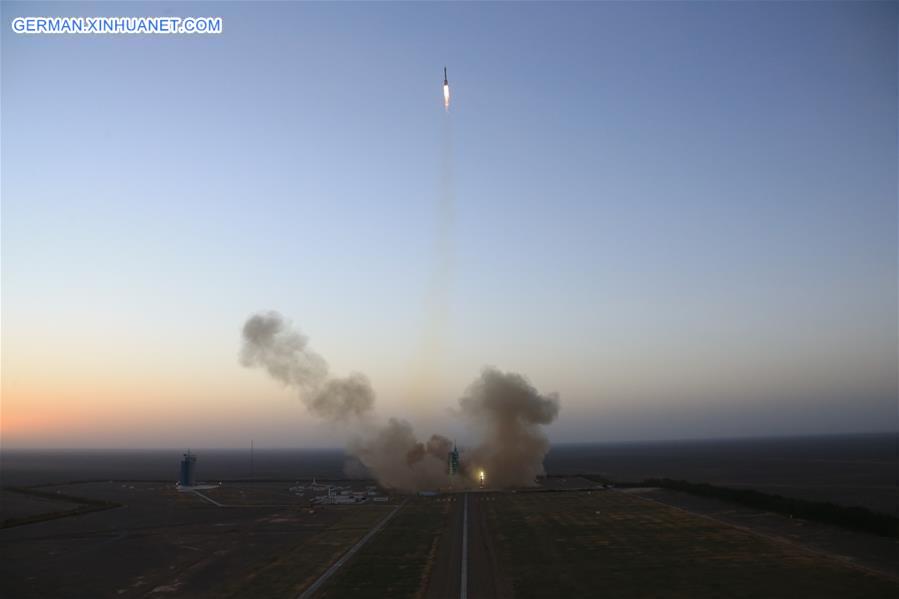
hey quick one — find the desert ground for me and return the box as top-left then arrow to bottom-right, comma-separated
3,477 -> 896,598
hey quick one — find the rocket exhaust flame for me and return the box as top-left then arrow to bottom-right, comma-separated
443,66 -> 450,111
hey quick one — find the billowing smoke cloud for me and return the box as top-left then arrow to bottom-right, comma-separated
240,312 -> 374,422
309,374 -> 375,423
240,311 -> 560,490
349,420 -> 453,491
458,368 -> 560,488
240,312 -> 326,389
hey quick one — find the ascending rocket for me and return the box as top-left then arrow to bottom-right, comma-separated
443,66 -> 450,111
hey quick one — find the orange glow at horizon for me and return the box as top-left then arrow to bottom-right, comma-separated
2,397 -> 90,440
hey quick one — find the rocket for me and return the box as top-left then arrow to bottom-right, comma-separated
443,66 -> 450,110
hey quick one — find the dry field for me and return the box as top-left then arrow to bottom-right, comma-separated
4,482 -> 897,598
0,482 -> 390,599
484,490 -> 898,598
313,497 -> 453,598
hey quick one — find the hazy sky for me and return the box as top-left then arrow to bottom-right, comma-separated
2,1 -> 896,448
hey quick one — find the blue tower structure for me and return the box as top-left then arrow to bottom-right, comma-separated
179,450 -> 197,487
448,443 -> 460,477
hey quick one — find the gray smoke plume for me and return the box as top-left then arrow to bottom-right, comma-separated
349,420 -> 453,491
240,312 -> 374,422
308,374 -> 376,422
459,368 -> 560,488
240,312 -> 560,491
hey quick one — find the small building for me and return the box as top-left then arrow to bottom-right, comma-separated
315,493 -> 365,505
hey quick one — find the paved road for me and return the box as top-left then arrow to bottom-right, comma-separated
189,490 -> 295,509
191,490 -> 225,507
424,496 -> 464,599
297,502 -> 405,599
461,494 -> 468,599
467,493 -> 507,599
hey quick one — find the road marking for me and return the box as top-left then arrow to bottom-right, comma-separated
192,490 -> 224,507
298,500 -> 406,599
189,489 -> 298,509
460,493 -> 468,599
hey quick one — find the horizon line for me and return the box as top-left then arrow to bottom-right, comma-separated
3,429 -> 895,452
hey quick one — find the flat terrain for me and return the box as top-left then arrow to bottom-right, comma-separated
482,490 -> 898,598
423,495 -> 464,599
299,488 -> 899,598
3,483 -> 897,598
468,493 -> 511,599
546,433 -> 897,515
2,462 -> 896,597
1,488 -> 81,520
0,481 -> 394,598
312,497 -> 453,598
630,486 -> 899,579
5,434 -> 893,515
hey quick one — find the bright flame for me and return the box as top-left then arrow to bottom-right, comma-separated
479,470 -> 485,482
443,83 -> 450,111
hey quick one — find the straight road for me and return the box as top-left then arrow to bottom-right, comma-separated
298,502 -> 405,599
424,495 -> 464,599
461,494 -> 468,599
467,493 -> 509,599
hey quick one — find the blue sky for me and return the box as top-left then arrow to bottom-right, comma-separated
2,1 -> 896,447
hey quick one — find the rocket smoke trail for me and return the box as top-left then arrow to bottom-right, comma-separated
240,312 -> 560,491
409,81 -> 455,400
240,312 -> 374,422
239,67 -> 558,491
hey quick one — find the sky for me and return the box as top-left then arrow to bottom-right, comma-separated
2,1 -> 896,448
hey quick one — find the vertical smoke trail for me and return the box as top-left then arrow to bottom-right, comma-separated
410,111 -> 456,401
240,85 -> 562,490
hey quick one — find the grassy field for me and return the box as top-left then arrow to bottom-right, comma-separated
0,482 -> 391,599
485,490 -> 899,598
313,497 -> 453,599
1,486 -> 120,528
1,489 -> 81,520
211,506 -> 391,599
6,482 -> 895,598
